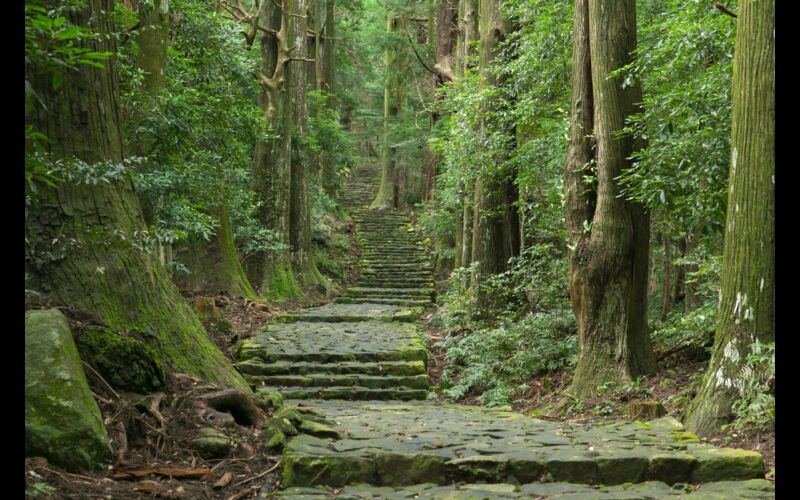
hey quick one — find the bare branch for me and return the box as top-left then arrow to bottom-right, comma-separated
402,22 -> 440,79
290,57 -> 316,63
713,2 -> 737,18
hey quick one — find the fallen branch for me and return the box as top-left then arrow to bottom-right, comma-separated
231,461 -> 281,487
111,465 -> 213,480
82,361 -> 120,400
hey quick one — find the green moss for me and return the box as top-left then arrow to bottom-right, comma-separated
689,447 -> 765,482
265,261 -> 304,300
671,431 -> 700,443
25,310 -> 113,472
75,326 -> 165,393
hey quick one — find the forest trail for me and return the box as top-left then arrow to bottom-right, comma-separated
235,164 -> 773,498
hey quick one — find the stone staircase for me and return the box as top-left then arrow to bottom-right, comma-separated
233,163 -> 433,402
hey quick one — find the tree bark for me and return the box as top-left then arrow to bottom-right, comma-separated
370,13 -> 399,210
137,0 -> 169,96
565,0 -> 657,398
322,0 -> 336,104
289,0 -> 327,288
248,0 -> 304,299
469,0 -> 510,318
684,0 -> 774,436
24,0 -> 248,391
173,166 -> 257,299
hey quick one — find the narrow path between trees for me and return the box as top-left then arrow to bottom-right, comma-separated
237,164 -> 773,498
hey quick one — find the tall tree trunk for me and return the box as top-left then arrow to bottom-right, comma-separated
370,13 -> 399,210
322,0 -> 336,105
456,0 -> 478,277
24,0 -> 247,391
289,0 -> 327,288
249,0 -> 303,299
684,0 -> 774,436
469,0 -> 509,318
661,228 -> 672,320
137,0 -> 169,96
565,0 -> 657,398
673,236 -> 687,306
174,166 -> 257,299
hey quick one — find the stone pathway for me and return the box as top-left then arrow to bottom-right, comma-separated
236,164 -> 773,498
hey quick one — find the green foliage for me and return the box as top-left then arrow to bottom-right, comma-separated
615,0 -> 735,235
725,341 -> 775,433
25,0 -> 114,197
439,312 -> 576,406
118,0 -> 270,254
26,482 -> 56,497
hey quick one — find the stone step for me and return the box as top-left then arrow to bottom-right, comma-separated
359,280 -> 434,288
235,359 -> 426,377
277,480 -> 776,499
236,319 -> 427,363
280,401 -> 767,489
278,303 -> 422,322
337,297 -> 432,307
347,287 -> 434,298
245,373 -> 430,390
274,386 -> 429,401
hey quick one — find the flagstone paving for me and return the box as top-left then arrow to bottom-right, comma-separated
236,164 -> 772,498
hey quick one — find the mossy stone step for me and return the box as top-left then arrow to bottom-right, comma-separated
359,280 -> 434,288
235,359 -> 426,377
347,287 -> 434,298
337,298 -> 432,307
281,401 -> 765,489
245,373 -> 430,389
237,321 -> 427,364
277,479 -> 775,499
278,387 -> 429,401
278,303 -> 422,322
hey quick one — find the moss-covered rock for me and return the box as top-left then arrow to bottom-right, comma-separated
25,309 -> 113,471
191,427 -> 231,459
255,387 -> 284,410
74,325 -> 165,393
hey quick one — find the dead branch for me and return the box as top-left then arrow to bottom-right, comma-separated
82,360 -> 120,400
713,2 -> 737,18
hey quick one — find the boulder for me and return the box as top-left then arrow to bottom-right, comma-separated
25,309 -> 113,471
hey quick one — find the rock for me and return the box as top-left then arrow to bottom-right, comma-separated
255,388 -> 284,410
265,430 -> 287,451
297,419 -> 341,440
627,401 -> 666,420
74,325 -> 165,393
191,428 -> 231,459
25,309 -> 113,471
192,297 -> 220,320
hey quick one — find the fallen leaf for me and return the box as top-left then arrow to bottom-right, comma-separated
213,472 -> 233,489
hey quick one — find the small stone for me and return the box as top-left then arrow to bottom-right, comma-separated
255,388 -> 284,410
191,428 -> 231,459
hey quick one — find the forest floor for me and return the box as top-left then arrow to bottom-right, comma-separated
24,217 -> 361,499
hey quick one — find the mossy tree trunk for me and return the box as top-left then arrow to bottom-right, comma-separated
244,0 -> 304,299
371,12 -> 400,210
174,165 -> 257,299
684,0 -> 774,436
564,0 -> 657,398
469,0 -> 511,318
24,0 -> 248,392
322,0 -> 336,106
289,0 -> 327,288
456,0 -> 478,281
